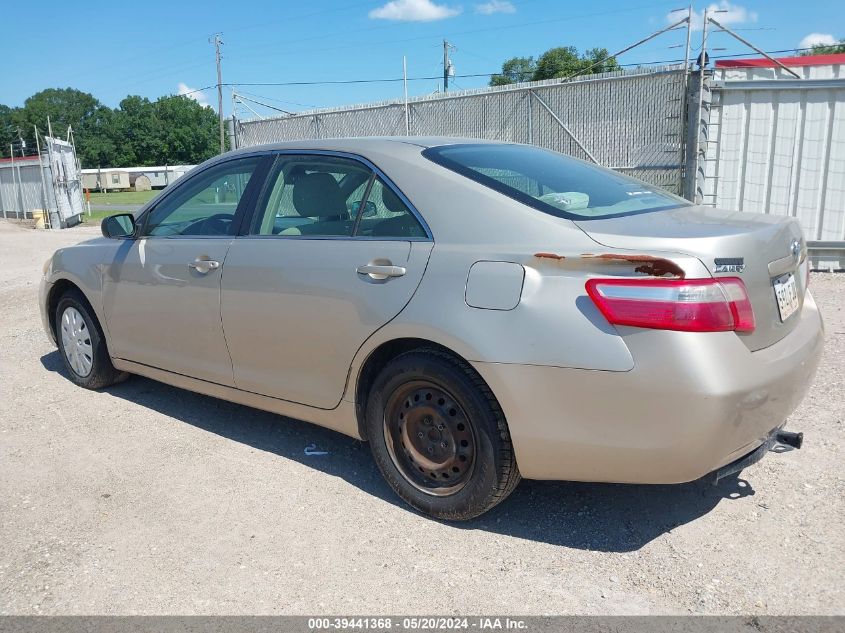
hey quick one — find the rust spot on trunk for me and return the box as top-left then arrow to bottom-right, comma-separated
534,252 -> 566,261
580,253 -> 686,279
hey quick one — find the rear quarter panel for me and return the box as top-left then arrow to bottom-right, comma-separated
345,149 -> 710,381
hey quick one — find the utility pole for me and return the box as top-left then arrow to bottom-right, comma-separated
442,40 -> 452,93
682,5 -> 693,78
210,33 -> 225,153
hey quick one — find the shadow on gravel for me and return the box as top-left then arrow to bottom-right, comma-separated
42,350 -> 755,552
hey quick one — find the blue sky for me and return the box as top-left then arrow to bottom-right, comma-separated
1,0 -> 841,118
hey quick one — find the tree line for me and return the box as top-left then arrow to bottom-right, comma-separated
489,46 -> 619,86
488,39 -> 845,86
0,88 -> 220,168
799,39 -> 845,55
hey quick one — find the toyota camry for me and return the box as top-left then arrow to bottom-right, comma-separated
40,138 -> 823,520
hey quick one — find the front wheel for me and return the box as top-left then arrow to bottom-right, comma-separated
55,289 -> 127,390
365,349 -> 520,520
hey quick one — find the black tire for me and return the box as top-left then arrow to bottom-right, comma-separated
54,289 -> 128,390
365,348 -> 520,520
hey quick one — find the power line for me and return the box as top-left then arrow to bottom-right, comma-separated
179,84 -> 217,97
178,46 -> 819,99
234,93 -> 293,115
234,90 -> 318,109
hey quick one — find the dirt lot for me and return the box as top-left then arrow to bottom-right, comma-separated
0,219 -> 843,615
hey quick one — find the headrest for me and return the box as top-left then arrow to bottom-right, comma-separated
292,172 -> 348,218
284,165 -> 307,184
381,184 -> 407,213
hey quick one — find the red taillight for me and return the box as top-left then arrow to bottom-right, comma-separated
585,277 -> 755,333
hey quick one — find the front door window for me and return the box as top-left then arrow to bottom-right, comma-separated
144,157 -> 261,237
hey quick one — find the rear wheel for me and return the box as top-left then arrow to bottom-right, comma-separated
55,289 -> 127,389
365,349 -> 520,520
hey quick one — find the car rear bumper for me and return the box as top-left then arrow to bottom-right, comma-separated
471,290 -> 824,483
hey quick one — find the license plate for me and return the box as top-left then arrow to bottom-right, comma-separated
773,273 -> 799,322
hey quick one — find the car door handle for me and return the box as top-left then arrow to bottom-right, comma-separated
356,264 -> 406,280
189,258 -> 221,274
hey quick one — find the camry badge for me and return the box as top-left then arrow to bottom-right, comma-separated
714,257 -> 745,273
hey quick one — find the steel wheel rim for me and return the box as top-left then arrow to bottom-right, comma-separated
383,380 -> 476,497
60,307 -> 93,377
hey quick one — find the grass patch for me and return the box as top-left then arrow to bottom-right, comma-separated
81,210 -> 123,223
87,190 -> 160,205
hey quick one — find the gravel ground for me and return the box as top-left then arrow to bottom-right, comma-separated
0,219 -> 843,615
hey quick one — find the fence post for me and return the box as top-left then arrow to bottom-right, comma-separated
684,69 -> 713,203
44,136 -> 62,229
228,117 -> 238,150
403,56 -> 410,136
527,91 -> 533,145
1,165 -> 6,219
11,148 -> 26,219
34,126 -> 53,229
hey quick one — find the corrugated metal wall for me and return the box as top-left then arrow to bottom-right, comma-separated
236,66 -> 689,195
704,64 -> 845,240
0,158 -> 54,220
0,138 -> 84,227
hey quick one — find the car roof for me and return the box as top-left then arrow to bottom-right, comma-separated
224,136 -> 505,158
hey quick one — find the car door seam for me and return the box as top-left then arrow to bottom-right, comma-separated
217,239 -> 238,386
336,240 -> 436,408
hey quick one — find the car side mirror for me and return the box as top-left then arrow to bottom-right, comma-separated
351,200 -> 378,218
101,213 -> 136,239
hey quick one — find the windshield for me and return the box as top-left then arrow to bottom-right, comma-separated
422,143 -> 688,220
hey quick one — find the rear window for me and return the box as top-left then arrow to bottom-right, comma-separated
422,143 -> 688,220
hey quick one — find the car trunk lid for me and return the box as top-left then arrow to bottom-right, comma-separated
574,205 -> 808,351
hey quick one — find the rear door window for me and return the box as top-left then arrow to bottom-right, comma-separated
355,177 -> 427,239
251,154 -> 427,239
422,143 -> 688,220
252,155 -> 370,237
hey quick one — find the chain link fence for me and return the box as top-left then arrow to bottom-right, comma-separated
235,65 -> 689,195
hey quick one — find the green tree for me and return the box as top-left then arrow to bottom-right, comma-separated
112,95 -> 158,166
533,46 -> 619,81
77,105 -> 123,168
149,95 -> 219,165
800,39 -> 845,55
8,87 -> 222,167
0,104 -> 17,157
490,46 -> 619,86
11,88 -> 102,150
490,56 -> 536,86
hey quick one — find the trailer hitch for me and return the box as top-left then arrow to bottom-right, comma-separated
711,428 -> 803,484
775,430 -> 803,449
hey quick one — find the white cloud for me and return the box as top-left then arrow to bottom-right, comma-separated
799,33 -> 837,49
667,1 -> 758,32
178,82 -> 210,107
369,0 -> 461,22
475,0 -> 515,14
